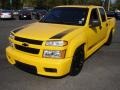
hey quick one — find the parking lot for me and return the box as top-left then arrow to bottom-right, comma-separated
0,20 -> 120,90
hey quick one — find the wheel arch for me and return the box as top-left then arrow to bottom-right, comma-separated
69,43 -> 85,76
66,39 -> 87,59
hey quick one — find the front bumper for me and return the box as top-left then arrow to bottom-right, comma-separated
0,15 -> 12,19
6,46 -> 72,77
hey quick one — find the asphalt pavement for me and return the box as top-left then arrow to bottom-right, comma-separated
0,20 -> 120,90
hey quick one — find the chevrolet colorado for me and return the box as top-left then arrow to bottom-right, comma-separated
6,5 -> 116,77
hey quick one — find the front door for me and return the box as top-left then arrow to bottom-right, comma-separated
86,8 -> 101,51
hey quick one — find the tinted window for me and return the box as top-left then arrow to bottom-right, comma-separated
89,8 -> 100,24
99,8 -> 106,22
20,10 -> 31,14
2,10 -> 11,13
40,7 -> 89,26
38,10 -> 47,14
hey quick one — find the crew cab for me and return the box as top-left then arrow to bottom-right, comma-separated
6,5 -> 116,77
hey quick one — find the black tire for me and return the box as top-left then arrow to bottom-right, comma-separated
29,17 -> 32,20
105,32 -> 113,46
19,17 -> 22,20
70,45 -> 84,76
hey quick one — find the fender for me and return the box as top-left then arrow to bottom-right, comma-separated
66,34 -> 87,59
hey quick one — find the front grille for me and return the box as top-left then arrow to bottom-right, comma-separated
15,36 -> 43,45
15,44 -> 40,54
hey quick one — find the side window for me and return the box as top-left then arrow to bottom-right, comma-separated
89,8 -> 100,24
99,8 -> 106,22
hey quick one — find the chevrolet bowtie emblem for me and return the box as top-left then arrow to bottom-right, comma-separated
22,42 -> 29,47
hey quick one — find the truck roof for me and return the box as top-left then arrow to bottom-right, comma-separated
56,5 -> 102,9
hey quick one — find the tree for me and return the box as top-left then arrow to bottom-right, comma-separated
36,0 -> 45,7
86,0 -> 102,5
22,0 -> 37,7
115,0 -> 120,9
45,0 -> 65,7
1,0 -> 7,8
62,0 -> 67,5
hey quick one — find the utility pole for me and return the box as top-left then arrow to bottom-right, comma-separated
21,0 -> 23,8
101,0 -> 105,6
108,0 -> 110,11
10,0 -> 12,8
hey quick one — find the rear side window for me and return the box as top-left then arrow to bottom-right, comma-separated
89,8 -> 100,23
99,8 -> 106,22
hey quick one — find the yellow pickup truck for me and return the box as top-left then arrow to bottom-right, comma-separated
6,5 -> 116,77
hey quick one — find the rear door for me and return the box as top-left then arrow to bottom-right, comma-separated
98,8 -> 108,40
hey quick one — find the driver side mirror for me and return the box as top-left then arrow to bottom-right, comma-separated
89,19 -> 101,28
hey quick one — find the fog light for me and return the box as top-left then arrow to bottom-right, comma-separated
44,68 -> 57,73
9,41 -> 14,47
43,50 -> 66,59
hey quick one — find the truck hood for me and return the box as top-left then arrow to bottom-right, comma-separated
15,22 -> 81,40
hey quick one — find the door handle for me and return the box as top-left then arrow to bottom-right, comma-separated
106,23 -> 108,27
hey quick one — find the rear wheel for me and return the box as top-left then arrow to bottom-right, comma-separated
19,17 -> 22,20
28,16 -> 32,20
105,32 -> 113,46
70,45 -> 84,76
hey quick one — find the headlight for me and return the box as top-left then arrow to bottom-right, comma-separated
43,50 -> 66,59
10,32 -> 15,39
46,40 -> 68,46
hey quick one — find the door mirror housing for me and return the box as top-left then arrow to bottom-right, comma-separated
89,19 -> 101,28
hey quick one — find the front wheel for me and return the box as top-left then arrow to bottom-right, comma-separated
70,45 -> 84,76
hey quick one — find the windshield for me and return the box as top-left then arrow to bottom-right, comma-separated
20,10 -> 30,13
40,7 -> 89,26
